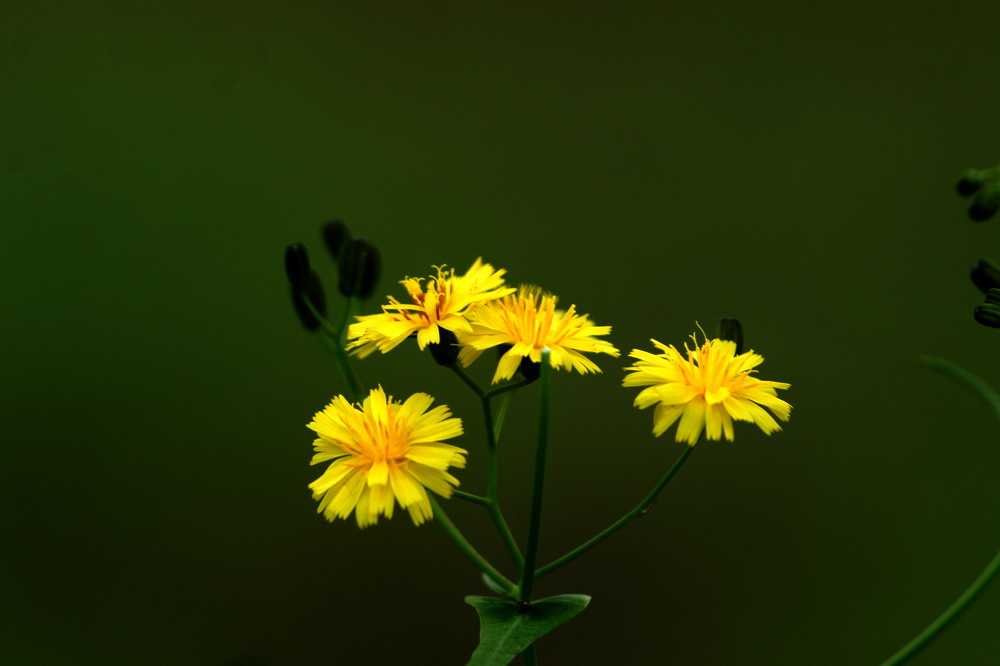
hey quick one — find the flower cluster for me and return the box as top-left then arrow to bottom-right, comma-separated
299,250 -> 792,528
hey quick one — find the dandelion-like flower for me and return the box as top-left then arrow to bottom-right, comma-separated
346,258 -> 515,358
457,285 -> 620,383
307,387 -> 466,527
623,333 -> 791,444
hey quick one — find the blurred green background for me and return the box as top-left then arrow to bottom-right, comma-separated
5,1 -> 1000,664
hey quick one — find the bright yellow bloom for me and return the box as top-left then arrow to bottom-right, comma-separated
623,334 -> 791,444
457,286 -> 620,384
307,387 -> 466,527
347,258 -> 515,357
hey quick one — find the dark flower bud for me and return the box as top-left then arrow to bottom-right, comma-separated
717,318 -> 744,354
338,238 -> 370,297
974,303 -> 1000,329
322,219 -> 351,261
971,259 -> 1000,293
986,288 -> 1000,308
969,185 -> 1000,222
290,271 -> 326,331
957,169 -> 986,197
357,242 -> 381,300
518,356 -> 541,382
428,329 -> 460,366
284,243 -> 311,290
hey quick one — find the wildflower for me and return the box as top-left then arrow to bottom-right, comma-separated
458,286 -> 620,384
307,387 -> 466,527
347,258 -> 514,357
623,333 -> 791,444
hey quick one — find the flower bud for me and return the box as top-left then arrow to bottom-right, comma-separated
322,219 -> 351,261
986,288 -> 1000,308
971,259 -> 1000,293
717,318 -> 744,354
969,185 -> 1000,222
284,243 -> 311,290
357,243 -> 381,299
290,271 -> 326,331
338,238 -> 369,297
957,169 -> 986,197
974,303 -> 1000,328
428,328 -> 460,366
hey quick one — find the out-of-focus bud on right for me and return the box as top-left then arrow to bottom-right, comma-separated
957,169 -> 986,197
971,259 -> 1000,293
284,243 -> 311,290
986,288 -> 1000,308
357,242 -> 381,300
718,318 -> 744,354
338,238 -> 370,297
429,329 -> 460,367
974,303 -> 1000,328
969,184 -> 1000,222
322,219 -> 351,261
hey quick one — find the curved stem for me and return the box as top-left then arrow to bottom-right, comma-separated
881,548 -> 1000,666
450,364 -> 485,398
486,377 -> 534,399
879,357 -> 1000,664
431,496 -> 516,596
519,350 -> 552,602
535,444 -> 695,580
334,296 -> 356,341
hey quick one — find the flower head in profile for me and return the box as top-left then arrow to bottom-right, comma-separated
307,387 -> 466,527
457,285 -> 620,383
623,333 -> 791,444
347,259 -> 515,358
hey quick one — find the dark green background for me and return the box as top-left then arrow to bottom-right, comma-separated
6,2 -> 1000,664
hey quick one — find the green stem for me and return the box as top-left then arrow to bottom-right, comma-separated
535,444 -> 695,580
879,357 -> 1000,665
486,377 -> 534,399
334,295 -> 356,341
453,489 -> 490,506
881,548 -> 1000,666
483,395 -> 525,570
450,364 -> 486,398
431,496 -> 516,597
519,350 -> 552,602
303,295 -> 363,402
523,643 -> 538,665
493,390 -> 513,443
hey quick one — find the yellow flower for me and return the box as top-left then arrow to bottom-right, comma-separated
457,286 -> 620,384
347,258 -> 515,358
307,387 -> 466,527
623,333 -> 791,444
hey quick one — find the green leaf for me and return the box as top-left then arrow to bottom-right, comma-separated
465,594 -> 591,666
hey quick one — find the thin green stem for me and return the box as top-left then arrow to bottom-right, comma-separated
453,489 -> 491,506
316,332 -> 363,403
523,643 -> 538,665
493,390 -> 513,443
879,357 -> 1000,665
535,444 -> 695,580
303,295 -> 363,402
431,496 -> 516,597
881,548 -> 1000,666
334,295 -> 356,341
448,362 -> 524,569
482,395 -> 524,569
450,364 -> 486,398
486,377 -> 534,399
519,350 -> 551,603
